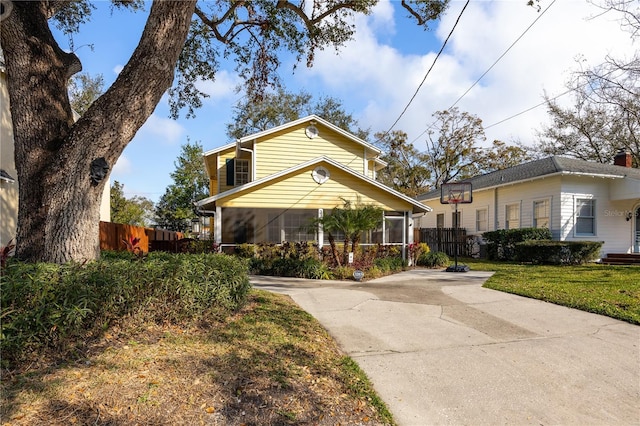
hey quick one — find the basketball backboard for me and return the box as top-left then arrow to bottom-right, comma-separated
440,182 -> 473,204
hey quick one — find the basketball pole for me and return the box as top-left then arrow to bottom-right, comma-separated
446,199 -> 469,273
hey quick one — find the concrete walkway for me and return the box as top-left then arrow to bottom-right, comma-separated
251,269 -> 640,426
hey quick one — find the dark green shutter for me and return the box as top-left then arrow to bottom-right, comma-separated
226,158 -> 235,186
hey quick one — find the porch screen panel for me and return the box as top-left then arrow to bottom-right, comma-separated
284,211 -> 316,241
386,217 -> 404,244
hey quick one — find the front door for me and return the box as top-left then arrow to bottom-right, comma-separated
635,206 -> 640,253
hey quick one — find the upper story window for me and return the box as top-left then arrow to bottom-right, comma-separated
533,199 -> 550,229
235,159 -> 250,186
575,198 -> 595,236
226,158 -> 250,187
505,203 -> 520,230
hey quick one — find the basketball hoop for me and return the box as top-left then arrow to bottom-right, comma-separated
439,182 -> 473,273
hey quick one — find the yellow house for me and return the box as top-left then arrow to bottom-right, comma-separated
0,52 -> 110,247
196,115 -> 432,259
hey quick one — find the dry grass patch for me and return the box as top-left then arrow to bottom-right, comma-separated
1,290 -> 393,425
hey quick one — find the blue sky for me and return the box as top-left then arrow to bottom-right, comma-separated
53,1 -> 637,203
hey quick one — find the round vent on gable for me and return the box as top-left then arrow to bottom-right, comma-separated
305,125 -> 319,139
312,166 -> 330,184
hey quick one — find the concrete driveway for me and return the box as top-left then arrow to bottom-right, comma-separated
251,269 -> 640,426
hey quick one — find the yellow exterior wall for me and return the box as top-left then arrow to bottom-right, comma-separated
255,123 -> 365,179
218,164 -> 411,212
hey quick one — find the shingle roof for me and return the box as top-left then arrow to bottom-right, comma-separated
417,156 -> 640,201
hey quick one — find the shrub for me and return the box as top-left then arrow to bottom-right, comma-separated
373,256 -> 407,272
408,242 -> 430,265
514,240 -> 603,265
0,253 -> 251,367
483,228 -> 553,261
417,251 -> 450,268
332,266 -> 356,280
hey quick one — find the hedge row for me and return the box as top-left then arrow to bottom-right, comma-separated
483,228 -> 553,261
514,240 -> 603,265
0,252 -> 251,367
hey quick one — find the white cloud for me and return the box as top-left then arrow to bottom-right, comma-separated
195,70 -> 242,102
293,0 -> 637,150
112,154 -> 132,176
138,114 -> 185,145
113,64 -> 124,75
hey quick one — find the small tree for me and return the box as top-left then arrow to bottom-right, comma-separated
110,181 -> 155,227
310,197 -> 383,267
155,140 -> 208,232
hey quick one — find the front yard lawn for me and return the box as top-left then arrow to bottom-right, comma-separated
463,259 -> 640,325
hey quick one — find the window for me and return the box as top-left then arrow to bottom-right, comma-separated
533,199 -> 550,228
575,198 -> 595,235
505,204 -> 520,230
436,213 -> 444,229
476,208 -> 488,232
452,211 -> 461,228
235,159 -> 250,185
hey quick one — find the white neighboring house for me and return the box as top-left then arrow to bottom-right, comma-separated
415,153 -> 640,259
0,53 -> 110,247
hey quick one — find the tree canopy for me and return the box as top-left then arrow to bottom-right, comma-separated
110,181 -> 155,227
155,140 -> 209,233
533,0 -> 639,167
227,87 -> 369,140
0,0 -> 450,263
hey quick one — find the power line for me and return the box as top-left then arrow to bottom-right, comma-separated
378,0 -> 470,142
409,0 -> 557,145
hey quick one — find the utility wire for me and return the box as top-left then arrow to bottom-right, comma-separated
409,0 -> 557,145
378,0 -> 470,142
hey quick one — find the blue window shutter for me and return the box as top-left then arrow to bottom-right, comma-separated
226,158 -> 235,186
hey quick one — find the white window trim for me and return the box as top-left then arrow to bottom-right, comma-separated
475,207 -> 488,232
533,198 -> 551,229
505,202 -> 521,230
574,196 -> 596,237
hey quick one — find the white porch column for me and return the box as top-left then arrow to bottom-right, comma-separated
214,206 -> 222,244
318,208 -> 324,247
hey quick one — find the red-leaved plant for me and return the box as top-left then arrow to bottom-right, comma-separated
122,235 -> 144,258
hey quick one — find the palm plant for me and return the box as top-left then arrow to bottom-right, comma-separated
309,197 -> 384,266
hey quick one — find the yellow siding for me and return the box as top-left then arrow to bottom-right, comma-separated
218,165 -> 412,212
255,124 -> 365,178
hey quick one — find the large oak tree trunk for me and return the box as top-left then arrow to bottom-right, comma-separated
1,0 -> 196,263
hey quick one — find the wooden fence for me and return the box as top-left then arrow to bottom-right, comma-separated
414,228 -> 473,257
99,221 -> 184,253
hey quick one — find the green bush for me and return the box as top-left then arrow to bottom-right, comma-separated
373,256 -> 407,273
417,251 -> 450,268
483,228 -> 553,261
0,253 -> 250,367
514,240 -> 603,265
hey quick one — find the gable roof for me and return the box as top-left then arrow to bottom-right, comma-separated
197,155 -> 432,213
418,156 -> 640,201
203,114 -> 382,157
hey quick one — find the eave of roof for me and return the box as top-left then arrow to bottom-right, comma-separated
196,156 -> 432,213
417,156 -> 640,201
202,114 -> 382,157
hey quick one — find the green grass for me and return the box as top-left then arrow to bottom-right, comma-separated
462,259 -> 640,325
